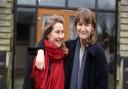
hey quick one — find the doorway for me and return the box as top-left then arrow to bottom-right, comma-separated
36,8 -> 77,43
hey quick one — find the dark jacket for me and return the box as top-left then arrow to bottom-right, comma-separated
23,41 -> 44,89
64,39 -> 108,89
23,47 -> 37,89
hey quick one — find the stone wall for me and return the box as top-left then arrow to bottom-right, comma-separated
120,0 -> 128,57
0,0 -> 14,89
117,0 -> 128,89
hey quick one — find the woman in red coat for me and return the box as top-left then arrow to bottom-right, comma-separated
23,15 -> 68,89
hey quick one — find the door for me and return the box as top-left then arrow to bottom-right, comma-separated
36,8 -> 77,43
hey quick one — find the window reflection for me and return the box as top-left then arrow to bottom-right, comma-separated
68,0 -> 95,9
97,12 -> 115,89
17,0 -> 36,5
39,0 -> 65,7
17,8 -> 36,46
42,15 -> 63,31
98,0 -> 115,10
15,7 -> 36,89
70,16 -> 77,40
97,12 -> 115,60
42,16 -> 50,31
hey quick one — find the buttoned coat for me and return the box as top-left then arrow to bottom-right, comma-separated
64,39 -> 108,89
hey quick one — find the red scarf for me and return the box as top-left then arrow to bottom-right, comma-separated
31,40 -> 64,89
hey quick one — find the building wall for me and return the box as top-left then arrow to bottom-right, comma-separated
117,0 -> 128,89
0,0 -> 14,89
120,0 -> 128,57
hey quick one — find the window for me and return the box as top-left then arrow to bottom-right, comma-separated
70,16 -> 77,39
68,0 -> 95,9
17,0 -> 36,5
98,0 -> 115,10
97,12 -> 115,89
39,0 -> 65,7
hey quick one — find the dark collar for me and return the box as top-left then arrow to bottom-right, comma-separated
87,43 -> 97,56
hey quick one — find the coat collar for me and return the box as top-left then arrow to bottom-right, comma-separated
87,43 -> 97,56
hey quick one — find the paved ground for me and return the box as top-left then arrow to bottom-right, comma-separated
13,70 -> 114,89
14,69 -> 24,89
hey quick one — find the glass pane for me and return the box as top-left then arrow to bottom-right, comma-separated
98,0 -> 115,10
42,15 -> 64,31
17,0 -> 36,5
15,7 -> 36,89
17,8 -> 36,46
42,15 -> 50,30
97,12 -> 115,89
70,16 -> 77,40
39,0 -> 65,7
68,0 -> 95,9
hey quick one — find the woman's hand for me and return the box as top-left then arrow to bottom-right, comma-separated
35,49 -> 45,70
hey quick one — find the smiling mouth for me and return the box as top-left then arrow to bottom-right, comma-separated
56,39 -> 63,43
80,32 -> 88,35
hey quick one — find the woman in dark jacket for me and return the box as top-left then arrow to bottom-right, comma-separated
28,8 -> 108,89
64,40 -> 108,89
63,8 -> 108,89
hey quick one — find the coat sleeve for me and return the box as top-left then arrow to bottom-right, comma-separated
95,45 -> 108,89
23,40 -> 44,89
23,48 -> 36,89
65,40 -> 76,48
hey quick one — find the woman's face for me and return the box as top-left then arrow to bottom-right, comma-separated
48,22 -> 64,47
75,22 -> 92,40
